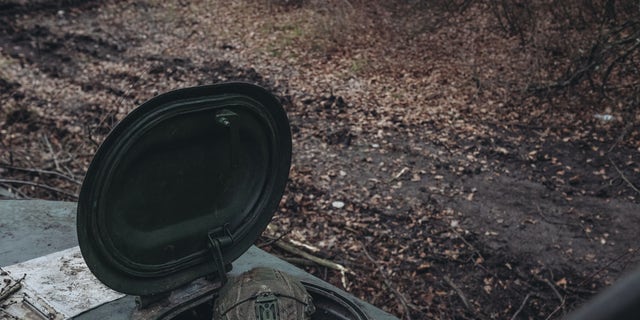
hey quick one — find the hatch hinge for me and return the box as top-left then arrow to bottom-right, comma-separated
207,224 -> 234,285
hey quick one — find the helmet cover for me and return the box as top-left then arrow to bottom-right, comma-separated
213,267 -> 315,320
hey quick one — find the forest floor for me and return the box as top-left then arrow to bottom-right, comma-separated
1,1 -> 639,319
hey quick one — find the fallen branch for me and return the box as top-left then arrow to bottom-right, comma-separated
527,61 -> 598,94
510,293 -> 530,320
536,275 -> 566,320
0,183 -> 29,199
606,116 -> 635,154
362,244 -> 413,320
42,135 -> 61,172
272,240 -> 352,288
443,275 -> 473,314
262,225 -> 320,254
0,164 -> 81,185
544,300 -> 566,320
389,166 -> 410,183
282,257 -> 320,267
450,228 -> 485,263
535,204 -> 582,229
542,278 -> 564,305
575,247 -> 639,289
258,227 -> 290,248
609,158 -> 640,195
287,238 -> 321,253
0,179 -> 78,199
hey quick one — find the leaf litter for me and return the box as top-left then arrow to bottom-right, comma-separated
0,1 -> 639,319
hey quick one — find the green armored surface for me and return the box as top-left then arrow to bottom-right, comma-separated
214,267 -> 315,320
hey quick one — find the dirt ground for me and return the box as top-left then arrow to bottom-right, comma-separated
1,1 -> 639,319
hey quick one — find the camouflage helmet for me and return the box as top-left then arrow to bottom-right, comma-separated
213,267 -> 316,320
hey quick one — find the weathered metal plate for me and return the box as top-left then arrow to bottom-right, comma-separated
0,246 -> 124,319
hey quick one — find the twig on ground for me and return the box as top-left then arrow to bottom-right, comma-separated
42,135 -> 61,172
619,246 -> 640,273
608,158 -> 640,195
362,244 -> 413,320
287,238 -> 321,253
0,164 -> 82,185
258,230 -> 290,248
542,278 -> 564,305
510,293 -> 530,320
0,183 -> 29,199
0,179 -> 78,199
547,248 -> 640,319
575,247 -> 639,289
535,205 -> 582,229
443,275 -> 473,314
450,228 -> 485,263
536,274 -> 566,319
272,240 -> 352,288
544,300 -> 566,320
282,257 -> 319,266
389,166 -> 410,183
450,228 -> 506,282
607,120 -> 635,153
262,225 -> 319,253
0,273 -> 26,303
0,184 -> 18,199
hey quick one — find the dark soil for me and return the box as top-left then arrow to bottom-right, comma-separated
1,1 -> 639,319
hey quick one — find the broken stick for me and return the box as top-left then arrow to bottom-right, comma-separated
272,240 -> 352,288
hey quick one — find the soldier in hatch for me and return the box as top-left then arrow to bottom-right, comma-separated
213,267 -> 316,320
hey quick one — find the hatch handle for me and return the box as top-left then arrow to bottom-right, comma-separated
208,224 -> 234,285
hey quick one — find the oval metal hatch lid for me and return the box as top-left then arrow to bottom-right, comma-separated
77,83 -> 292,296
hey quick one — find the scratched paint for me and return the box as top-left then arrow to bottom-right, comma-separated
0,246 -> 125,318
